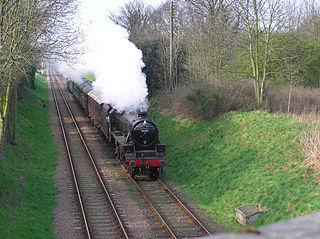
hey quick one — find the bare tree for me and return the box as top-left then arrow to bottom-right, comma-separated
285,0 -> 302,31
110,0 -> 189,91
0,0 -> 83,159
298,0 -> 320,41
184,0 -> 239,82
234,0 -> 286,107
109,0 -> 153,44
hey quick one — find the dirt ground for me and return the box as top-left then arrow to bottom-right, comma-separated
49,77 -> 84,239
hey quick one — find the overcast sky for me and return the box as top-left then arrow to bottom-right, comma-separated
80,0 -> 166,25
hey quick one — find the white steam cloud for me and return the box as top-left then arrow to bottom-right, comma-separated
54,20 -> 148,112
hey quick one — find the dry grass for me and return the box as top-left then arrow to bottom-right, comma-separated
208,77 -> 256,112
152,78 -> 256,119
301,114 -> 320,174
152,77 -> 320,120
267,85 -> 320,114
151,85 -> 197,118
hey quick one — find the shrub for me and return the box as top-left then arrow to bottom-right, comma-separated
152,78 -> 256,120
187,88 -> 223,119
151,75 -> 320,120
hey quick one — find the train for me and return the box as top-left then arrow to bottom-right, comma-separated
66,77 -> 166,178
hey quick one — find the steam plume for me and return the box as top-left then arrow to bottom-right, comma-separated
54,19 -> 148,112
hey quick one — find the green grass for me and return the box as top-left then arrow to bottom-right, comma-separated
0,74 -> 58,239
83,73 -> 95,82
149,110 -> 320,231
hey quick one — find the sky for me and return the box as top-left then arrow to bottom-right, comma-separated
80,0 -> 166,25
55,0 -> 167,112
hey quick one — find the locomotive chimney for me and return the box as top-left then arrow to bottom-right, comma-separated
138,112 -> 147,118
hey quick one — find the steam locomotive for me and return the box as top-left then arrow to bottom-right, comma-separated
67,77 -> 166,178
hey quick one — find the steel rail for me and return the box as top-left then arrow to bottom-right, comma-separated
118,163 -> 177,239
52,73 -> 129,239
112,122 -> 211,238
157,179 -> 214,237
49,71 -> 92,239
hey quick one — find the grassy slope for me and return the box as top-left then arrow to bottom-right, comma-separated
83,73 -> 95,82
150,110 -> 320,231
0,74 -> 58,239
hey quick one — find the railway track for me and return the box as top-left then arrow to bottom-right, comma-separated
49,70 -> 129,239
124,170 -> 214,239
51,70 -> 215,238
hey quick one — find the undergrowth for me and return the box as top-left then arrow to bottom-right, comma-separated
150,110 -> 320,231
0,74 -> 58,239
153,78 -> 320,121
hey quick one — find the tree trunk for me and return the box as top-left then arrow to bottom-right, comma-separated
0,74 -> 12,161
0,112 -> 8,163
11,86 -> 17,145
169,0 -> 174,90
1,79 -> 11,118
7,107 -> 12,143
287,78 -> 293,113
0,116 -> 4,164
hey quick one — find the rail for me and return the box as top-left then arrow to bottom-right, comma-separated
49,71 -> 92,239
50,71 -> 129,239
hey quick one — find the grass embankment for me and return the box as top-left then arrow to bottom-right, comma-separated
0,74 -> 58,238
150,110 -> 320,231
84,73 -> 95,82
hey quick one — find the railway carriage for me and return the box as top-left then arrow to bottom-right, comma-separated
67,78 -> 93,113
81,84 -> 93,115
87,90 -> 103,128
100,104 -> 113,143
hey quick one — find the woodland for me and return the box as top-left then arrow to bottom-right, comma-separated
111,0 -> 320,118
0,0 -> 82,158
1,0 -> 320,156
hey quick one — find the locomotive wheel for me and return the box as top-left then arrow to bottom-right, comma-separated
121,154 -> 126,163
115,145 -> 120,159
150,168 -> 159,178
129,167 -> 135,178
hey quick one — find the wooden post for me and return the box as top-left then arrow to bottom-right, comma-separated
169,0 -> 173,90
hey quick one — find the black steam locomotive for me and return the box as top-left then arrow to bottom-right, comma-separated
67,78 -> 166,178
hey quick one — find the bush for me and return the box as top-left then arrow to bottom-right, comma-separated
187,88 -> 223,119
152,74 -> 320,120
151,77 -> 256,120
